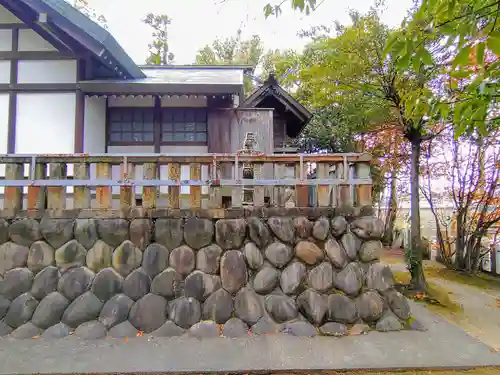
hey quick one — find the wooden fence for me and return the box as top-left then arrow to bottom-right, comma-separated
0,153 -> 372,211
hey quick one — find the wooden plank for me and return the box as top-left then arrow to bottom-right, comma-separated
73,162 -> 90,209
120,161 -> 134,210
272,163 -> 285,207
317,163 -> 330,207
253,163 -> 265,207
4,163 -> 23,212
47,163 -> 67,210
142,162 -> 157,209
337,161 -> 351,206
27,162 -> 47,210
295,161 -> 309,208
168,163 -> 180,209
96,163 -> 112,209
231,159 -> 243,208
209,161 -> 222,209
190,163 -> 201,209
356,162 -> 372,206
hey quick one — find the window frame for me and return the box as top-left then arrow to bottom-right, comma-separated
107,107 -> 155,146
160,107 -> 208,146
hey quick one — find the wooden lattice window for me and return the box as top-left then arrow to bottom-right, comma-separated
108,107 -> 154,144
161,108 -> 207,144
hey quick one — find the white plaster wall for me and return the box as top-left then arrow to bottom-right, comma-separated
0,94 -> 9,195
0,61 -> 11,83
0,6 -> 22,23
84,97 -> 106,153
161,96 -> 207,107
18,29 -> 57,51
0,30 -> 12,51
108,97 -> 154,107
18,60 -> 77,84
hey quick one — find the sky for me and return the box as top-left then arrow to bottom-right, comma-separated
87,0 -> 414,65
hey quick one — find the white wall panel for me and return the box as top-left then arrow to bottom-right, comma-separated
17,60 -> 77,84
0,6 -> 22,23
108,97 -> 154,107
0,30 -> 12,51
0,61 -> 11,83
161,96 -> 207,107
18,29 -> 57,51
0,94 -> 9,194
84,96 -> 106,153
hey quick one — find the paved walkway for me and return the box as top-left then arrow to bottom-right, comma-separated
0,302 -> 499,374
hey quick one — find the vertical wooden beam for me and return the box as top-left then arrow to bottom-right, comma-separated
231,158 -> 242,208
142,162 -> 157,209
27,162 -> 46,210
253,163 -> 265,207
168,163 -> 180,209
190,162 -> 201,209
47,163 -> 67,210
209,160 -> 222,209
96,162 -> 111,209
316,163 -> 330,207
74,59 -> 85,153
295,159 -> 309,207
153,96 -> 161,153
4,162 -> 23,212
7,28 -> 18,154
356,162 -> 372,206
74,162 -> 91,209
337,159 -> 351,206
120,160 -> 134,210
272,163 -> 285,207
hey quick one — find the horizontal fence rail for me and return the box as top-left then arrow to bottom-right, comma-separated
0,152 -> 373,211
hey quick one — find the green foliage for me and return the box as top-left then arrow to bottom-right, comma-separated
72,0 -> 107,29
144,13 -> 175,65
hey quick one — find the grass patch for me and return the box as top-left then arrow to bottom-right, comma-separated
260,369 -> 500,375
424,266 -> 500,291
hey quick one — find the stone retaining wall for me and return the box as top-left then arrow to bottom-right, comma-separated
0,210 -> 416,340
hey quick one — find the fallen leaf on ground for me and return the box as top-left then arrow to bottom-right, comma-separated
496,299 -> 500,307
31,335 -> 40,339
136,331 -> 144,337
124,337 -> 129,342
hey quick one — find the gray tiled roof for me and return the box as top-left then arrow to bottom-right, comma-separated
142,68 -> 244,85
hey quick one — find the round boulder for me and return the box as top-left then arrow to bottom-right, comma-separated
293,216 -> 312,239
61,291 -> 103,328
234,287 -> 263,325
129,218 -> 152,251
307,262 -> 334,293
202,288 -> 234,324
265,295 -> 298,323
0,219 -> 9,245
264,241 -> 294,269
1,267 -> 34,300
168,297 -> 201,329
376,311 -> 403,332
150,321 -> 186,337
108,320 -> 138,338
185,271 -> 221,301
215,219 -> 247,250
0,321 -> 13,336
366,263 -> 395,292
327,293 -> 358,324
99,293 -> 134,328
385,289 -> 411,320
222,317 -> 248,338
57,266 -> 95,301
312,217 -> 330,240
358,290 -> 386,322
0,295 -> 9,319
54,240 -> 87,271
91,267 -> 123,301
9,218 -> 41,247
280,262 -> 306,295
154,219 -> 184,250
129,293 -> 167,333
96,219 -> 129,247
4,292 -> 38,328
39,218 -> 74,249
142,243 -> 170,277
243,242 -> 264,270
267,217 -> 294,243
187,321 -> 220,338
220,250 -> 247,294
330,216 -> 348,237
183,218 -> 213,250
251,316 -> 283,335
122,268 -> 151,301
169,245 -> 195,277
283,321 -> 317,337
247,217 -> 271,248
10,322 -> 43,339
319,322 -> 348,337
31,266 -> 59,300
335,262 -> 363,296
359,240 -> 383,263
150,268 -> 183,298
253,266 -> 279,294
340,232 -> 362,260
75,320 -> 108,339
324,238 -> 348,269
295,241 -> 324,265
196,244 -> 223,274
350,216 -> 384,240
31,291 -> 69,329
0,242 -> 29,275
297,289 -> 327,325
74,219 -> 98,250
112,240 -> 142,277
85,240 -> 113,273
27,241 -> 55,274
41,322 -> 71,339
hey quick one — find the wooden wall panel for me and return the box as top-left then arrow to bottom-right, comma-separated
207,109 -> 232,153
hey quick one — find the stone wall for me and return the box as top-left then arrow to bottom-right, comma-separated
0,209 -> 415,340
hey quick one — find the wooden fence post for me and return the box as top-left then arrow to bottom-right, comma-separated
47,163 -> 67,210
142,162 -> 157,209
190,162 -> 202,209
96,162 -> 112,209
209,161 -> 222,209
120,160 -> 134,210
168,163 -> 180,209
356,162 -> 372,206
27,162 -> 46,210
253,162 -> 265,207
74,162 -> 90,209
4,163 -> 24,212
316,162 -> 330,207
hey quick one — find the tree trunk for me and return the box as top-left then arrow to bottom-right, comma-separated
454,211 -> 466,270
383,168 -> 398,246
409,138 -> 426,291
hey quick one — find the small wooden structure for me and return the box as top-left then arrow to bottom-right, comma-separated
0,151 -> 372,212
